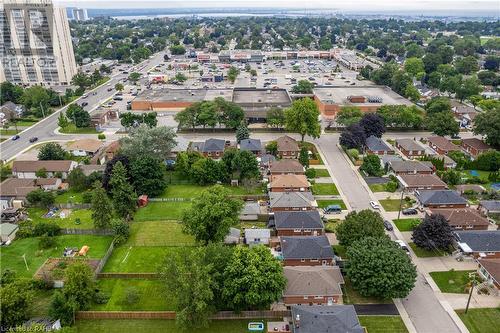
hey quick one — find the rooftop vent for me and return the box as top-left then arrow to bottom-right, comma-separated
367,96 -> 383,103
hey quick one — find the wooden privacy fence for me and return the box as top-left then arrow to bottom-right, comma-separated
97,272 -> 158,279
77,310 -> 291,320
94,239 -> 115,277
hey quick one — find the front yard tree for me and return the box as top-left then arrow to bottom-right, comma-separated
339,123 -> 366,151
473,108 -> 500,147
222,246 -> 286,311
412,214 -> 454,251
359,113 -> 386,138
0,281 -> 34,328
129,156 -> 167,197
182,185 -> 243,244
360,154 -> 383,176
38,142 -> 66,160
427,111 -> 459,137
235,123 -> 250,143
110,161 -> 137,218
336,210 -> 386,247
91,181 -> 113,229
299,147 -> 309,168
284,97 -> 321,142
119,124 -> 177,161
347,237 -> 417,299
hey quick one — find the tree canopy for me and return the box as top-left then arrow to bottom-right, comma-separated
336,210 -> 386,247
119,124 -> 177,161
284,97 -> 321,142
38,142 -> 67,160
412,214 -> 454,252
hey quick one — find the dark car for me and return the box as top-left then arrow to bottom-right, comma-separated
383,220 -> 394,231
107,88 -> 113,92
12,135 -> 20,141
402,208 -> 418,215
29,137 -> 38,143
81,102 -> 89,107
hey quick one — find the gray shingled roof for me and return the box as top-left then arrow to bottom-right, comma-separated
454,230 -> 500,253
291,305 -> 364,333
240,138 -> 262,152
281,236 -> 333,259
416,190 -> 467,206
396,138 -> 425,151
202,138 -> 225,153
480,200 -> 500,213
274,211 -> 324,229
389,160 -> 433,173
269,191 -> 315,209
284,266 -> 344,297
365,135 -> 392,152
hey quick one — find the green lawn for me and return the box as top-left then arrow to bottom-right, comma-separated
54,189 -> 88,204
409,242 -> 448,258
0,235 -> 113,277
311,183 -> 340,195
9,119 -> 39,127
134,201 -> 191,221
369,183 -> 386,192
128,221 -> 195,247
429,270 -> 475,294
74,319 -> 282,333
103,246 -> 192,273
0,128 -> 21,136
456,308 -> 500,333
159,184 -> 263,198
379,199 -> 412,212
343,277 -> 393,304
460,170 -> 494,189
59,123 -> 99,134
93,279 -> 175,311
359,316 -> 408,333
27,208 -> 94,229
393,218 -> 421,232
317,199 -> 347,210
313,168 -> 330,178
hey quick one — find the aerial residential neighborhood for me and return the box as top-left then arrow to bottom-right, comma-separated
0,1 -> 499,333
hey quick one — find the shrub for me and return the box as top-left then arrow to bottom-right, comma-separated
82,190 -> 93,203
124,287 -> 139,305
97,133 -> 106,140
94,291 -> 110,304
384,181 -> 398,192
33,223 -> 61,237
111,219 -> 130,245
347,148 -> 359,161
38,234 -> 56,249
305,168 -> 316,179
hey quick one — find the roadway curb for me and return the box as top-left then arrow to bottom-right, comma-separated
440,300 -> 470,333
393,299 -> 417,333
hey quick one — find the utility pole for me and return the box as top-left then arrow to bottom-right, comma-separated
465,281 -> 475,314
397,187 -> 405,220
39,102 -> 45,118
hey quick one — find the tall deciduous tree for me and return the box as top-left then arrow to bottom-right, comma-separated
299,147 -> 309,168
182,185 -> 243,244
336,106 -> 363,126
291,80 -> 314,94
360,155 -> 383,176
91,181 -> 113,229
359,113 -> 386,138
425,97 -> 451,115
119,124 -> 177,161
129,156 -> 167,196
336,210 -> 386,247
38,142 -> 67,160
426,111 -> 459,137
0,281 -> 34,328
412,214 -> 454,251
347,237 -> 417,299
109,161 -> 136,218
284,97 -> 321,142
339,123 -> 366,151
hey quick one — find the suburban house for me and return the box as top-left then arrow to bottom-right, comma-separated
269,159 -> 305,181
427,136 -> 461,155
427,208 -> 490,231
244,228 -> 271,246
0,223 -> 19,243
192,138 -> 227,158
395,138 -> 426,158
365,135 -> 394,155
440,154 -> 457,169
276,135 -> 300,159
12,160 -> 77,179
239,138 -> 262,156
269,192 -> 317,212
397,174 -> 448,191
0,178 -> 38,209
461,138 -> 493,158
477,258 -> 500,291
454,230 -> 500,259
260,153 -> 276,169
170,137 -> 190,158
388,160 -> 434,175
280,236 -> 334,266
479,201 -> 500,218
239,202 -> 261,221
224,227 -> 241,244
272,211 -> 324,236
283,266 -> 344,306
415,190 -> 468,209
67,139 -> 103,157
290,305 -> 364,333
269,174 -> 310,192
34,178 -> 62,191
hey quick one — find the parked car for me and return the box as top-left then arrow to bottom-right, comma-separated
107,88 -> 113,92
81,102 -> 88,107
323,205 -> 342,214
402,208 -> 418,215
394,240 -> 410,254
12,135 -> 20,141
82,94 -> 88,98
370,201 -> 380,210
29,137 -> 38,143
383,220 -> 394,231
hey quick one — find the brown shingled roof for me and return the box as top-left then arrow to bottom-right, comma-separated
428,136 -> 460,152
462,138 -> 492,151
399,174 -> 448,188
478,258 -> 500,283
276,135 -> 299,152
12,160 -> 75,173
270,159 -> 304,173
429,208 -> 490,227
0,178 -> 38,197
270,174 -> 309,189
284,266 -> 344,297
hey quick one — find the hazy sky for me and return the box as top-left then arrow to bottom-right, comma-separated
55,0 -> 500,12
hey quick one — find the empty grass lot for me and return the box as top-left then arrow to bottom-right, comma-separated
456,308 -> 500,333
134,201 -> 191,221
317,199 -> 347,210
27,208 -> 94,229
128,221 -> 195,247
93,279 -> 176,311
0,235 -> 113,278
74,319 -> 283,333
379,199 -> 412,212
238,222 -> 267,230
102,246 -> 193,273
429,270 -> 475,294
311,183 -> 340,195
409,242 -> 448,258
159,184 -> 263,198
393,218 -> 421,232
313,168 -> 330,178
358,316 -> 408,333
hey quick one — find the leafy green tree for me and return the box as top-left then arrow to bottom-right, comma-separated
26,189 -> 55,208
64,262 -> 95,308
235,123 -> 250,143
67,168 -> 87,191
227,66 -> 240,83
336,106 -> 362,126
66,104 -> 90,128
38,142 -> 66,160
427,111 -> 459,137
339,123 -> 366,150
404,57 -> 425,77
110,161 -> 137,218
0,281 -> 34,328
336,210 -> 386,247
111,219 -> 130,245
222,246 -> 286,311
299,147 -> 309,168
438,169 -> 461,185
0,81 -> 24,104
130,156 -> 167,196
455,77 -> 483,102
21,86 -> 51,118
49,291 -> 78,326
170,44 -> 186,55
114,83 -> 124,91
425,97 -> 451,115
412,214 -> 454,251
347,237 -> 417,299
128,72 -> 141,84
231,150 -> 260,181
291,80 -> 314,94
266,107 -> 285,128
182,185 -> 243,244
359,113 -> 385,138
58,112 -> 69,128
266,141 -> 278,156
474,150 -> 500,171
190,158 -> 225,185
91,181 -> 113,229
360,155 -> 383,176
119,124 -> 177,160
455,56 -> 479,75
284,98 -> 321,142
71,72 -> 89,90
175,72 -> 187,83
404,85 -> 421,103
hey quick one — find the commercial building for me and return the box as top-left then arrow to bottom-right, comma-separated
232,88 -> 292,122
313,86 -> 412,118
218,50 -> 264,63
1,0 -> 77,86
71,7 -> 88,21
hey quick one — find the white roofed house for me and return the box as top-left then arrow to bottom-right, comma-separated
244,228 -> 271,246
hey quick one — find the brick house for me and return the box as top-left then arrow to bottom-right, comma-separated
427,208 -> 490,231
273,211 -> 324,236
388,160 -> 434,175
291,305 -> 364,333
365,135 -> 394,155
395,138 -> 426,158
454,230 -> 500,259
280,236 -> 334,266
283,266 -> 344,306
239,138 -> 262,156
415,190 -> 468,209
276,135 -> 300,159
269,159 -> 304,181
477,258 -> 500,290
192,138 -> 227,158
269,192 -> 317,212
461,138 -> 493,158
427,136 -> 461,155
269,174 -> 310,192
398,174 -> 448,191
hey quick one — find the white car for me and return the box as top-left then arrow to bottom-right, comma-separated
370,201 -> 380,210
395,240 -> 410,254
